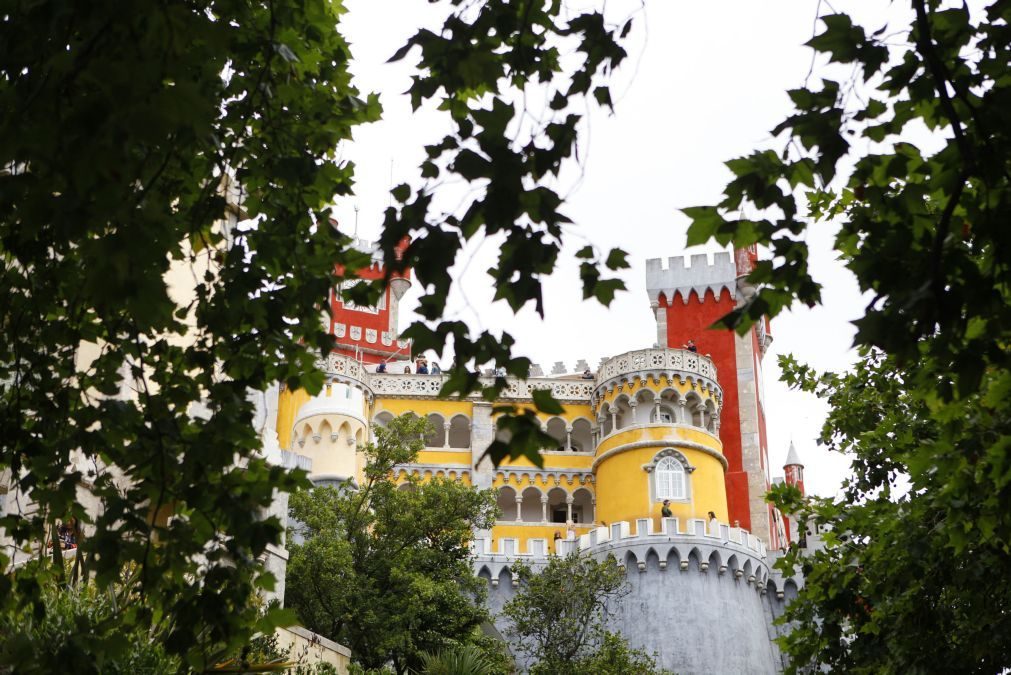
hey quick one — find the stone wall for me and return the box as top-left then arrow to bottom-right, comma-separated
474,518 -> 796,674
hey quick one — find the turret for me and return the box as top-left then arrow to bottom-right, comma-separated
783,440 -> 805,496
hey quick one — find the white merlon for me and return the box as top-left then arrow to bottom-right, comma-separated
645,251 -> 737,305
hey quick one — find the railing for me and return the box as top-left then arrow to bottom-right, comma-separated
280,450 -> 313,471
314,353 -> 369,383
369,373 -> 594,403
595,348 -> 717,384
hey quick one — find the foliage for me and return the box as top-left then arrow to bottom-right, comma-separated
0,0 -> 633,668
683,1 -> 1011,671
769,350 -> 1011,674
377,1 -> 635,468
502,553 -> 639,674
0,575 -> 179,674
419,643 -> 503,675
567,631 -> 670,675
216,626 -> 338,675
284,415 -> 498,675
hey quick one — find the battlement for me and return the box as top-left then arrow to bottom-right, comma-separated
645,251 -> 737,305
473,517 -> 801,601
474,517 -> 765,558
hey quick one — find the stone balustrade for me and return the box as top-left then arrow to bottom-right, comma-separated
595,347 -> 717,384
312,349 -> 718,406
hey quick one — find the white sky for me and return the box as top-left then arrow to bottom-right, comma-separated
332,1 -> 917,498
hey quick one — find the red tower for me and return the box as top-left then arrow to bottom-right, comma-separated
645,247 -> 780,548
783,441 -> 805,496
327,236 -> 412,365
781,441 -> 805,545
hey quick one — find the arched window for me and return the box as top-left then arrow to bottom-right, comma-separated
655,457 -> 685,500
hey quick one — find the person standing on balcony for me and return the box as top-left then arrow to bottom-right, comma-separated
661,500 -> 672,518
707,511 -> 719,533
684,339 -> 698,353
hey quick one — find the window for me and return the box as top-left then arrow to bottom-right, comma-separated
658,412 -> 673,424
655,457 -> 685,500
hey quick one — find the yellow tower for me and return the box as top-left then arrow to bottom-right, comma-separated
590,348 -> 728,527
276,355 -> 373,487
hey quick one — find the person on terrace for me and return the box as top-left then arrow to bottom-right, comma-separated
684,339 -> 698,353
581,368 -> 593,379
661,500 -> 673,518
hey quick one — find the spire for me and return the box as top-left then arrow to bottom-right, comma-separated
785,440 -> 803,468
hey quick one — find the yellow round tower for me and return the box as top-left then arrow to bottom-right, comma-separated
590,348 -> 728,527
275,354 -> 373,486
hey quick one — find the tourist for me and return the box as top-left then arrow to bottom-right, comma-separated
708,510 -> 719,534
581,368 -> 593,379
403,365 -> 411,374
417,362 -> 429,375
684,339 -> 698,353
661,499 -> 672,518
376,361 -> 387,373
430,362 -> 441,375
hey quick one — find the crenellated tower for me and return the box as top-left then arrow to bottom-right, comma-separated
327,234 -> 412,365
645,247 -> 780,548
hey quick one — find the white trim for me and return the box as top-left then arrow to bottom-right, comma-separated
597,421 -> 721,446
592,435 -> 728,472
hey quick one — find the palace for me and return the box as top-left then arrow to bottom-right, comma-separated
257,238 -> 811,673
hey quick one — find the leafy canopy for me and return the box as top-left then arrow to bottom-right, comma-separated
0,0 -> 633,667
284,414 -> 498,675
502,553 -> 666,674
682,0 -> 1011,671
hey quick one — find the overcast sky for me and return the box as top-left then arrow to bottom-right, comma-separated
331,1 -> 917,498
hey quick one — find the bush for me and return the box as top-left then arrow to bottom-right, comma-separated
0,583 -> 178,674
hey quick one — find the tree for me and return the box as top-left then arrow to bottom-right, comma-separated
769,350 -> 1011,674
284,414 -> 498,674
0,567 -> 180,674
1,0 -> 634,668
683,1 -> 1011,671
502,553 -> 665,675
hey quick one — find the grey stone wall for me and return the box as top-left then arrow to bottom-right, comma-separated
475,525 -> 797,674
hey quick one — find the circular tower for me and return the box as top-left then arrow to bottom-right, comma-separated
275,353 -> 373,487
591,348 -> 728,527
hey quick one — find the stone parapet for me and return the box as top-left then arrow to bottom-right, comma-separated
592,348 -> 721,408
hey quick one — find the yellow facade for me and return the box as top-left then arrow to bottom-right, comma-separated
276,348 -> 728,550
